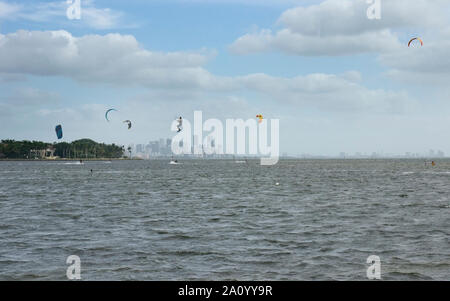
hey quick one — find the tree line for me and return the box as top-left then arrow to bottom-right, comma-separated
0,139 -> 125,159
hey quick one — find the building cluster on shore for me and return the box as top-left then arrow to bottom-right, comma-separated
131,135 -> 266,159
132,139 -> 173,159
337,150 -> 446,159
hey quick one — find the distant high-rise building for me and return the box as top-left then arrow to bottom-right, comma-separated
149,141 -> 159,154
157,139 -> 164,154
166,139 -> 172,155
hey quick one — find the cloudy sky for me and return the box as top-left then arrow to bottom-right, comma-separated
1,0 -> 450,156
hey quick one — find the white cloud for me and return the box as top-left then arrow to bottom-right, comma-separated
380,33 -> 450,85
82,6 -> 123,30
0,0 -> 127,30
228,0 -> 450,88
230,28 -> 401,56
279,0 -> 446,36
158,0 -> 305,6
0,87 -> 60,106
0,87 -> 60,122
0,30 -> 223,89
0,1 -> 21,19
0,29 -> 415,115
230,0 -> 450,56
0,72 -> 27,82
237,72 -> 414,114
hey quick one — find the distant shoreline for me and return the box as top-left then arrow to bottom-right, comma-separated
0,158 -> 140,161
0,157 -> 447,162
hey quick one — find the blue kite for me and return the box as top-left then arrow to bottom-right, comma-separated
55,125 -> 63,140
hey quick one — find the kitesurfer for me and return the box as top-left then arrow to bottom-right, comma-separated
176,117 -> 183,132
123,120 -> 132,129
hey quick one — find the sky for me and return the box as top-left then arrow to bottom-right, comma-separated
1,0 -> 450,156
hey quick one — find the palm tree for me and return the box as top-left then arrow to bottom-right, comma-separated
127,146 -> 132,158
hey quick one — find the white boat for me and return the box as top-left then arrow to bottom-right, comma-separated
169,157 -> 180,165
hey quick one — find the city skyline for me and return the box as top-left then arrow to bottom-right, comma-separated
126,136 -> 447,159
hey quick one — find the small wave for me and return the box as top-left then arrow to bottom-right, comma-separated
160,250 -> 215,256
385,271 -> 434,280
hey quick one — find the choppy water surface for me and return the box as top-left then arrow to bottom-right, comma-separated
0,159 -> 448,280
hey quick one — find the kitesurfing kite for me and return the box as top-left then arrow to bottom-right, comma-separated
55,124 -> 63,140
256,114 -> 263,123
123,120 -> 132,130
105,109 -> 118,122
176,117 -> 183,132
408,37 -> 423,47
